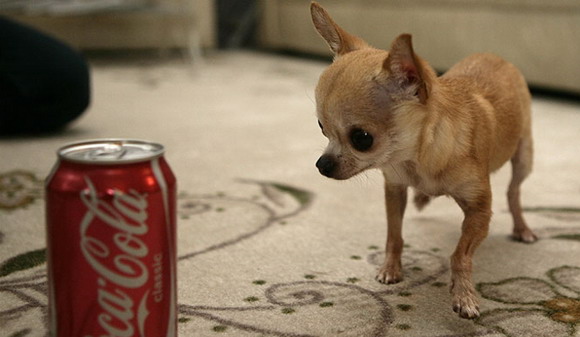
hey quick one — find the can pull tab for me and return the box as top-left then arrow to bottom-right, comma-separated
86,143 -> 127,161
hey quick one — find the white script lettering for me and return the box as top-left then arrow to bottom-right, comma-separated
80,177 -> 150,337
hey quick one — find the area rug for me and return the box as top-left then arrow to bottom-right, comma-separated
1,51 -> 579,337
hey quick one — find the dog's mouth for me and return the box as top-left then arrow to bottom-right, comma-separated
349,163 -> 375,179
325,163 -> 375,180
316,152 -> 380,180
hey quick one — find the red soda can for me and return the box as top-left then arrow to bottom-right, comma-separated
45,139 -> 177,337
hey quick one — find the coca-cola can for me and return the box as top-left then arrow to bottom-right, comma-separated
45,139 -> 177,337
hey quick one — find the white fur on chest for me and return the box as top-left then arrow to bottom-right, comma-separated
381,162 -> 447,196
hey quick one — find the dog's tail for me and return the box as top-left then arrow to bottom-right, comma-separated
413,189 -> 431,211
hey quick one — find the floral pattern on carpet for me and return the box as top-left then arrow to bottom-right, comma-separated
1,169 -> 579,337
477,266 -> 580,336
0,170 -> 43,210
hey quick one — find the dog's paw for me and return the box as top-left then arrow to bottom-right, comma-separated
512,228 -> 538,243
450,279 -> 480,319
375,265 -> 403,284
452,295 -> 480,319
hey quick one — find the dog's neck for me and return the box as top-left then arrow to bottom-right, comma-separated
411,78 -> 475,177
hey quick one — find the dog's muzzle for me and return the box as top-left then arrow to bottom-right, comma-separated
316,154 -> 336,178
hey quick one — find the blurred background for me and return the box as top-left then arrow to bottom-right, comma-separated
1,4 -> 579,336
1,0 -> 579,96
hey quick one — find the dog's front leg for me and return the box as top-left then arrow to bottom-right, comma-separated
450,187 -> 491,319
376,183 -> 408,284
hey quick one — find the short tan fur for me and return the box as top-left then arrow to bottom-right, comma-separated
311,2 -> 537,319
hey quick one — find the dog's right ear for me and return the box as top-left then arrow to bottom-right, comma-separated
383,34 -> 430,104
310,2 -> 368,57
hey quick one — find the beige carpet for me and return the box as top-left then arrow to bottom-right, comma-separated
1,51 -> 580,337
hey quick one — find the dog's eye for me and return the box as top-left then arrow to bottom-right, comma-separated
350,128 -> 373,152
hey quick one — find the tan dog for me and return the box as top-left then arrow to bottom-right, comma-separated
310,2 -> 537,319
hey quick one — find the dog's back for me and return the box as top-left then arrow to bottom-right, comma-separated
441,53 -> 532,171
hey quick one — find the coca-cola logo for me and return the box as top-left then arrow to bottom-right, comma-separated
80,177 -> 151,337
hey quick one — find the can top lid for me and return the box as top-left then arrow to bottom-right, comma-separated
58,139 -> 165,164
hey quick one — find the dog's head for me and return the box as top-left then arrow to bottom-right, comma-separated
311,2 -> 435,180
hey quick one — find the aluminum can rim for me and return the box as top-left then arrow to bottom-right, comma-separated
57,138 -> 165,165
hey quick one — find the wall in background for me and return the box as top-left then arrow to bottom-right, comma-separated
1,0 -> 216,51
258,0 -> 580,94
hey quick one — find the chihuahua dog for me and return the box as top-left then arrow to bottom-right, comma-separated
310,2 -> 537,319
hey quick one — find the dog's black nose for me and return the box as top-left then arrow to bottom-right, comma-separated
316,155 -> 336,177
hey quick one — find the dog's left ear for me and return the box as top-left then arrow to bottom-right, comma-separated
383,34 -> 429,104
310,2 -> 369,57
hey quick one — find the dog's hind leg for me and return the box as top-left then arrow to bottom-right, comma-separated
508,134 -> 537,243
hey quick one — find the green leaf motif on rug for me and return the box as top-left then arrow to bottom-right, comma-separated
281,308 -> 296,314
476,265 -> 580,335
270,183 -> 313,206
395,324 -> 411,330
0,248 -> 46,277
552,234 -> 580,242
212,325 -> 227,332
9,329 -> 31,337
524,207 -> 580,213
0,170 -> 42,210
396,304 -> 413,312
